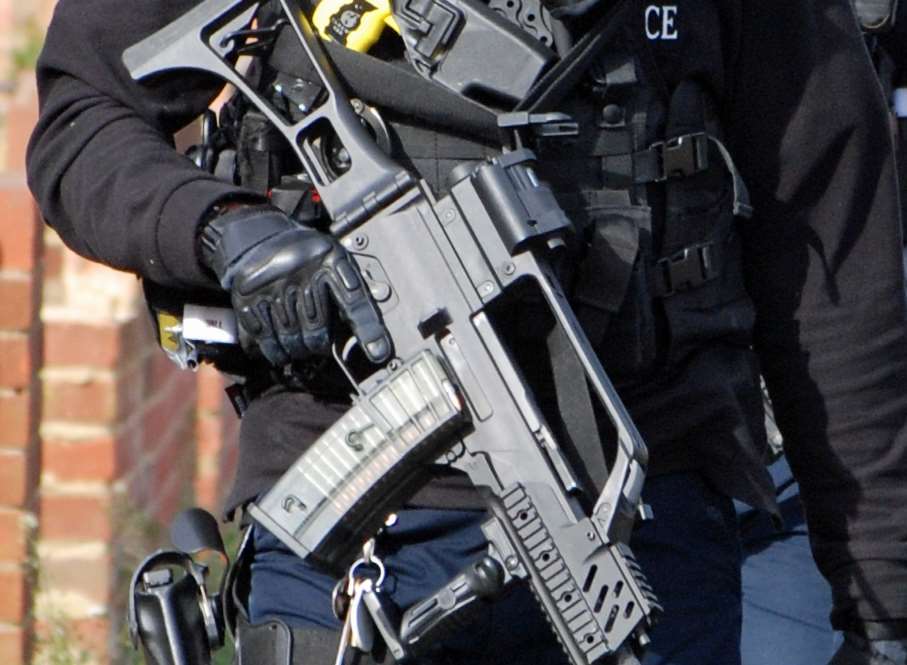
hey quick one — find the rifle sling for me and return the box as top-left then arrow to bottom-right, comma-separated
517,0 -> 632,113
548,322 -> 609,496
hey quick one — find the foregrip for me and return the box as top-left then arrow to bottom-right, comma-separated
399,556 -> 504,654
484,487 -> 657,664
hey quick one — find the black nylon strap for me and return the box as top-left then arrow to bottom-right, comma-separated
517,0 -> 632,113
547,323 -> 609,495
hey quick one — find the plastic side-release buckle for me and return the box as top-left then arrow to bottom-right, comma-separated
652,132 -> 709,181
654,241 -> 719,298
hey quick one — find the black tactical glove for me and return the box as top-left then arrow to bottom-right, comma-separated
830,633 -> 907,665
198,204 -> 391,367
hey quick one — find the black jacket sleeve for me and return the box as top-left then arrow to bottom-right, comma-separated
26,0 -> 260,289
732,0 -> 907,632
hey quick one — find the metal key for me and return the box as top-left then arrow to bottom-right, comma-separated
349,578 -> 376,652
334,605 -> 353,665
362,583 -> 409,662
332,576 -> 353,622
332,573 -> 357,665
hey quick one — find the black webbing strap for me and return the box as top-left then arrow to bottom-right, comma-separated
547,321 -> 609,496
517,0 -> 632,114
267,28 -> 500,142
521,0 -> 633,499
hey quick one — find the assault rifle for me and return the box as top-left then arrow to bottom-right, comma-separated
125,1 -> 658,662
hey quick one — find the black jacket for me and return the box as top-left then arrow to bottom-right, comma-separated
27,0 -> 907,634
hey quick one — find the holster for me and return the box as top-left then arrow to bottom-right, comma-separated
129,551 -> 223,665
233,615 -> 350,665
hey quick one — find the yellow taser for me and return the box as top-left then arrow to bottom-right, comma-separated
312,0 -> 401,53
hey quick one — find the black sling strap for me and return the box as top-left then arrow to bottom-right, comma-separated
528,1 -> 634,497
518,0 -> 632,113
548,322 -> 610,495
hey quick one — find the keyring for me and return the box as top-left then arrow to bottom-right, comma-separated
346,556 -> 386,589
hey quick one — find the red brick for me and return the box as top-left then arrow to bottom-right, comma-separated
40,552 -> 112,605
220,436 -> 239,485
150,428 -> 196,522
196,416 -> 223,457
0,275 -> 35,330
0,183 -> 40,272
42,436 -> 117,483
43,376 -> 115,424
146,349 -> 190,396
39,493 -> 112,542
0,625 -> 27,665
0,566 -> 28,623
0,334 -> 34,389
0,510 -> 31,561
194,477 -> 219,512
43,367 -> 143,425
197,366 -> 226,412
151,426 -> 196,490
43,241 -> 63,282
7,83 -> 38,172
0,391 -> 32,448
141,382 -> 197,456
114,425 -> 142,483
0,451 -> 28,507
45,320 -> 126,369
152,472 -> 187,526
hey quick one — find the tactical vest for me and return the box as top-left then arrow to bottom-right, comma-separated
237,6 -> 755,385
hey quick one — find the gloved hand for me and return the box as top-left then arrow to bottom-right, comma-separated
830,632 -> 907,665
198,204 -> 391,367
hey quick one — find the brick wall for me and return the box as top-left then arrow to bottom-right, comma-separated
195,366 -> 241,513
0,73 -> 45,664
0,3 -> 245,662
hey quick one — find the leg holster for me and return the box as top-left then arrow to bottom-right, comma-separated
233,615 -> 344,665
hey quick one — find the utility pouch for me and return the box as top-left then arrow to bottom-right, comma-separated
659,188 -> 754,364
572,206 -> 661,378
392,0 -> 555,106
657,80 -> 755,365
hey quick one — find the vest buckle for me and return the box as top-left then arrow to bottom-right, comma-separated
653,132 -> 709,181
655,241 -> 720,297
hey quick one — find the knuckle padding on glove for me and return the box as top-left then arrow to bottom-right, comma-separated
335,257 -> 362,292
202,205 -> 390,365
